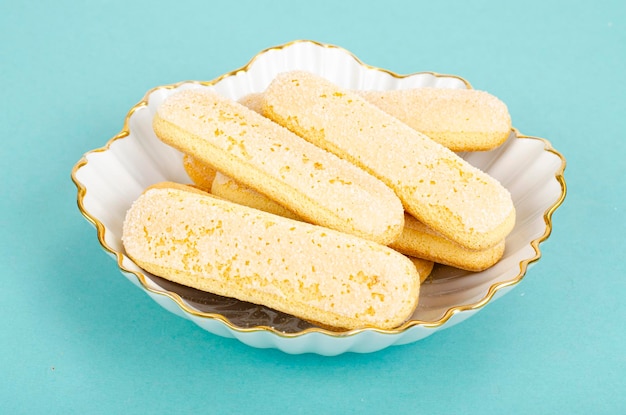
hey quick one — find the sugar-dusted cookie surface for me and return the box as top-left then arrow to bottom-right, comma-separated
263,71 -> 515,250
391,214 -> 505,272
211,171 -> 301,220
182,153 -> 502,272
240,89 -> 511,152
122,183 -> 420,330
357,88 -> 511,152
153,88 -> 404,245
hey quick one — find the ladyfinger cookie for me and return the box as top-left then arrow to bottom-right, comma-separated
122,183 -> 420,330
391,214 -> 505,272
182,153 -> 216,192
211,171 -> 301,220
152,88 -> 404,245
181,154 -> 303,220
263,71 -> 515,250
408,256 -> 434,283
199,160 -> 492,272
240,89 -> 511,151
357,88 -> 511,152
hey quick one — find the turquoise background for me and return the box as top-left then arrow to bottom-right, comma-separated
2,0 -> 624,413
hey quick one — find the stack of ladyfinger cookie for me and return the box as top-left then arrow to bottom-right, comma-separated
122,70 -> 515,330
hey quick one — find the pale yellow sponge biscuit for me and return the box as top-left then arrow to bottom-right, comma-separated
183,154 -> 295,221
408,257 -> 434,283
122,183 -> 420,330
203,164 -> 494,272
391,214 -> 505,272
182,153 -> 216,192
182,153 -> 500,272
211,171 -> 301,220
357,88 -> 511,152
240,89 -> 511,152
152,88 -> 404,245
263,71 -> 515,250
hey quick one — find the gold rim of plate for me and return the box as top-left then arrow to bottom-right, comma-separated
71,39 -> 567,338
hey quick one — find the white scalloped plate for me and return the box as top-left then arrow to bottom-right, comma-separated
71,40 -> 566,355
